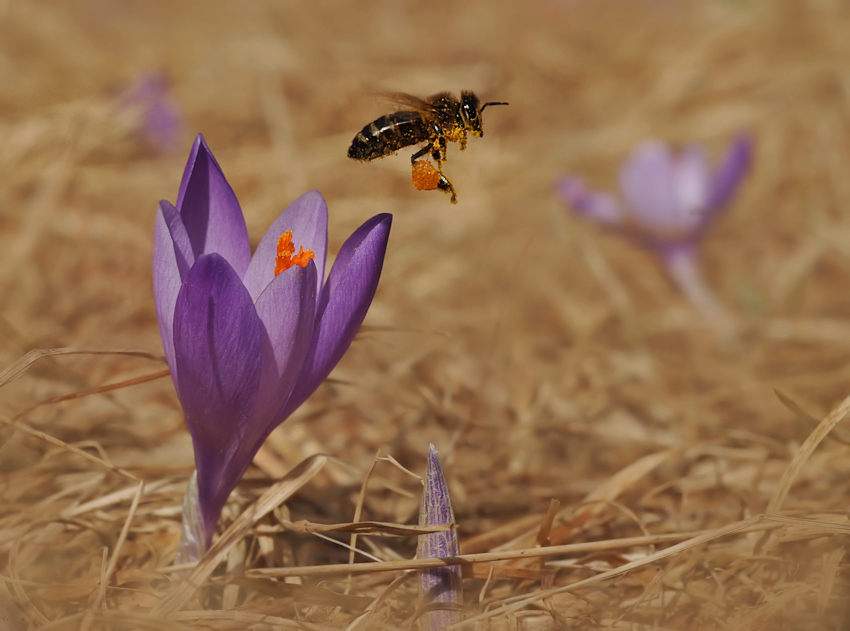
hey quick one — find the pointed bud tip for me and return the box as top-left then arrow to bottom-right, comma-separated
427,443 -> 439,470
373,212 -> 393,230
353,212 -> 393,250
187,134 -> 216,166
187,133 -> 207,157
301,189 -> 325,205
420,445 -> 454,528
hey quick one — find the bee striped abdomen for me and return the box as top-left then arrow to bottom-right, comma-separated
348,111 -> 430,161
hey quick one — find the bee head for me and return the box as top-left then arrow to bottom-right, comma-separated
460,91 -> 508,137
460,91 -> 483,136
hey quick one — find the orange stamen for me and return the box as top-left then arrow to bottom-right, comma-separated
274,230 -> 315,276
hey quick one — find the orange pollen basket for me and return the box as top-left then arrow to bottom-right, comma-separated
411,160 -> 442,191
274,230 -> 315,276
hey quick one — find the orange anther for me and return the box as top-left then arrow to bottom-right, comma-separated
274,230 -> 315,276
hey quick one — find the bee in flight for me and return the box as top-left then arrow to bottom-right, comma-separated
347,91 -> 508,203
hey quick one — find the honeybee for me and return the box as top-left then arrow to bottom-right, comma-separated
347,91 -> 508,203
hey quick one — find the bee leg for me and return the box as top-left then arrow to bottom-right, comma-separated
459,130 -> 468,151
430,136 -> 447,168
410,142 -> 434,164
436,171 -> 457,204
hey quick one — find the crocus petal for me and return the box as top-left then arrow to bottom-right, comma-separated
707,134 -> 752,210
252,261 -> 317,430
418,445 -> 462,631
243,190 -> 329,302
190,263 -> 320,529
176,135 -> 252,278
557,176 -> 623,225
172,252 -> 263,543
673,145 -> 711,218
152,200 -> 195,393
619,141 -> 685,231
176,134 -> 201,210
282,213 -> 392,416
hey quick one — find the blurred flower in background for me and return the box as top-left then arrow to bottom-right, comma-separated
418,445 -> 463,631
116,72 -> 184,154
154,135 -> 392,561
558,134 -> 752,331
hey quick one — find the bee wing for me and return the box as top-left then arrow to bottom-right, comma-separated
381,92 -> 440,114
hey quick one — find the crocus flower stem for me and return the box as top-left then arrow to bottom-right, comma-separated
661,246 -> 735,336
174,470 -> 203,566
418,445 -> 462,631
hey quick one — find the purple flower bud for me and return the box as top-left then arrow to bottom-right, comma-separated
418,445 -> 462,631
117,72 -> 184,155
154,135 -> 392,558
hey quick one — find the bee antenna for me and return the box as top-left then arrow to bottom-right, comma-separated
480,101 -> 509,112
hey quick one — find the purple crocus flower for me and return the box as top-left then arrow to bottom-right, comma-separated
418,445 -> 462,631
558,135 -> 751,327
154,135 -> 392,560
117,72 -> 183,155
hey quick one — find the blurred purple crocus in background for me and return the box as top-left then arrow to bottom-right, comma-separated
418,445 -> 462,631
117,72 -> 183,154
154,135 -> 392,561
558,135 -> 751,328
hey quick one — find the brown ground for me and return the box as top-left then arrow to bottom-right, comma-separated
2,0 -> 850,629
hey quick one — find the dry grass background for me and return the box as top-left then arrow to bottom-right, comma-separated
1,0 -> 850,629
